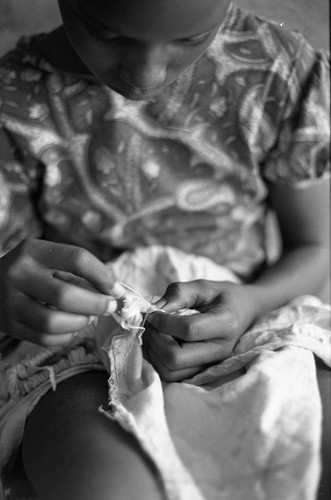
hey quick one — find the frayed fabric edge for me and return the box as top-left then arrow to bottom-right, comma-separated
99,358 -> 205,500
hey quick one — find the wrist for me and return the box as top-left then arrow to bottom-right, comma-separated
244,283 -> 271,322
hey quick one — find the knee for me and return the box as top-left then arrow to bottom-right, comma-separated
22,371 -> 164,500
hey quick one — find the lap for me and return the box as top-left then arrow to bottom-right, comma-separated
21,361 -> 331,500
22,371 -> 164,500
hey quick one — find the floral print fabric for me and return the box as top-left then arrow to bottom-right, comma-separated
0,3 -> 329,279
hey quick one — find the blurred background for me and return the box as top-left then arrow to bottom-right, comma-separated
0,0 -> 329,57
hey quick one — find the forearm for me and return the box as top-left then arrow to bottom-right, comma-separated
251,243 -> 330,318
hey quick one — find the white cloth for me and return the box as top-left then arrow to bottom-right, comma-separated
95,245 -> 330,500
0,245 -> 330,500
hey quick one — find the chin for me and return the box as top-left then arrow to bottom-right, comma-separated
108,83 -> 164,101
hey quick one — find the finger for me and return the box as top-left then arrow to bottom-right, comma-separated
18,269 -> 118,316
25,240 -> 117,295
145,328 -> 232,369
11,320 -> 77,347
148,307 -> 234,341
53,271 -> 126,300
154,280 -> 219,313
145,341 -> 207,382
16,293 -> 92,334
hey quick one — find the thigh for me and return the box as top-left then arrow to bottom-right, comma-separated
22,371 -> 164,500
316,359 -> 331,500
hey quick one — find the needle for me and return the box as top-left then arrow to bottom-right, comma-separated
141,291 -> 156,329
141,311 -> 149,329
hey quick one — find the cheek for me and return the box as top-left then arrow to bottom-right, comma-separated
70,35 -> 120,78
171,38 -> 215,71
162,45 -> 207,78
84,47 -> 118,74
168,48 -> 207,78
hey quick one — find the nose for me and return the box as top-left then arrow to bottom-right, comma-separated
119,44 -> 167,90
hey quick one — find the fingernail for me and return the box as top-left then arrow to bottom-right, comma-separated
105,297 -> 117,315
110,282 -> 127,299
88,315 -> 97,325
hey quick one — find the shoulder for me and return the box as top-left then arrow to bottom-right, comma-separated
0,36 -> 51,82
208,3 -> 320,76
205,4 -> 329,125
0,37 -> 53,122
0,37 -> 98,129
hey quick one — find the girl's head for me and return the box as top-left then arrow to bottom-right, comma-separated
58,0 -> 230,100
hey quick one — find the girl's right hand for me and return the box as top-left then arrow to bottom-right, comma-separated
0,238 -> 122,346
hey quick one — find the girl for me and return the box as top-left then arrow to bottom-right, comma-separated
0,0 -> 329,499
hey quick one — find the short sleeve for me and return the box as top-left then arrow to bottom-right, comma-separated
262,46 -> 330,187
0,124 -> 43,257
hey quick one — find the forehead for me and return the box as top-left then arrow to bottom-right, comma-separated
71,0 -> 230,39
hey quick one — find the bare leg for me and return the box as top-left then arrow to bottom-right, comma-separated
316,359 -> 331,500
20,361 -> 331,500
22,371 -> 165,500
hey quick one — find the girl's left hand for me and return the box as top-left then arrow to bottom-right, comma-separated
143,280 -> 260,382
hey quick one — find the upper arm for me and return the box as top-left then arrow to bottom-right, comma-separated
268,179 -> 330,249
0,124 -> 43,256
261,47 -> 330,250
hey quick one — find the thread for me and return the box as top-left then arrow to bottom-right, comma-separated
117,283 -> 162,342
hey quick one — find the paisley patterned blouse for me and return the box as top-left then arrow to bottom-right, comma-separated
0,3 -> 329,279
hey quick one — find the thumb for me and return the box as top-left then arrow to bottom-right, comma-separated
153,280 -> 211,313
